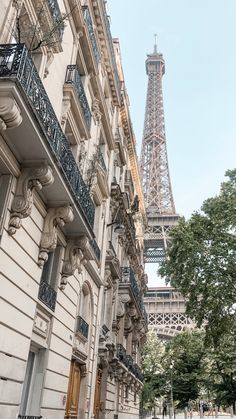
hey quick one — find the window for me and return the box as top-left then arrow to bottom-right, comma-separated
76,282 -> 91,339
19,347 -> 45,417
38,246 -> 62,311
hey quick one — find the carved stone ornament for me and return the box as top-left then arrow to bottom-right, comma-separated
8,163 -> 54,235
61,96 -> 71,126
60,239 -> 85,290
76,235 -> 94,261
0,97 -> 22,130
92,98 -> 102,125
124,313 -> 134,336
117,293 -> 131,318
38,205 -> 74,267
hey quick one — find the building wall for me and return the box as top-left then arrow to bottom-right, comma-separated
0,1 -> 147,418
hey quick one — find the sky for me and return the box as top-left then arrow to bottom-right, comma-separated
107,0 -> 236,285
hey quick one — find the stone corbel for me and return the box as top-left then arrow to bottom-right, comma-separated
60,239 -> 85,290
92,98 -> 102,125
0,97 -> 22,130
61,96 -> 71,127
124,313 -> 134,336
117,293 -> 131,318
38,205 -> 74,267
44,51 -> 54,78
8,163 -> 54,235
76,235 -> 94,261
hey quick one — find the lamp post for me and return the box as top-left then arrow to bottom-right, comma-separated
169,362 -> 174,419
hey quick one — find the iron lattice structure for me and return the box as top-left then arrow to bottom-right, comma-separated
140,43 -> 179,263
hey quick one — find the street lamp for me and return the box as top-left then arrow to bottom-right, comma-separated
169,362 -> 174,419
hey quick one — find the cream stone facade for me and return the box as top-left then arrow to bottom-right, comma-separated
0,1 -> 147,419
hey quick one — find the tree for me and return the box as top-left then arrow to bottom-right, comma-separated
207,330 -> 236,412
163,330 -> 206,409
159,169 -> 236,342
141,331 -> 166,411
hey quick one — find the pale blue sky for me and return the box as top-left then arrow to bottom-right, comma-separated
108,1 -> 236,286
108,0 -> 236,220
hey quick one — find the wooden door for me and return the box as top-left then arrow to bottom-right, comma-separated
65,360 -> 81,419
93,368 -> 103,419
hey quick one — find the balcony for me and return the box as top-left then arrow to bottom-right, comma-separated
0,44 -> 95,229
18,416 -> 42,419
38,281 -> 57,312
65,65 -> 91,129
76,315 -> 89,339
30,0 -> 64,53
116,344 -> 143,382
82,6 -> 100,65
121,267 -> 143,315
89,238 -> 101,262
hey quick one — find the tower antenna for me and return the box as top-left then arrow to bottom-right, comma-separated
154,34 -> 157,53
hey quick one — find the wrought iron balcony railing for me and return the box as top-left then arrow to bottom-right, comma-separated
18,416 -> 42,419
48,0 -> 64,41
116,344 -> 143,381
65,65 -> 91,129
121,267 -> 143,314
0,44 -> 95,228
89,238 -> 101,261
82,6 -> 100,65
76,315 -> 89,339
38,280 -> 57,312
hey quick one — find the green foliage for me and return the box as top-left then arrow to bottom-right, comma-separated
207,330 -> 236,409
141,327 -> 236,411
164,330 -> 206,408
141,331 -> 165,409
159,169 -> 236,341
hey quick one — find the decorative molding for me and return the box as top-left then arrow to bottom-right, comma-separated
92,98 -> 102,125
76,235 -> 94,261
117,293 -> 131,318
38,205 -> 74,267
61,96 -> 71,127
60,239 -> 85,290
0,97 -> 22,129
8,163 -> 54,235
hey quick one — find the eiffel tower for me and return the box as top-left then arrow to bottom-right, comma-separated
140,39 -> 179,263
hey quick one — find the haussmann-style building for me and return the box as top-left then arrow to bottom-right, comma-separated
0,1 -> 148,418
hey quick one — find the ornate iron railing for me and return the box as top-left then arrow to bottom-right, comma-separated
97,147 -> 106,171
82,6 -> 100,65
90,238 -> 101,261
48,0 -> 64,41
65,65 -> 91,128
38,280 -> 57,312
76,315 -> 89,339
0,44 -> 95,228
18,416 -> 42,419
116,344 -> 143,381
121,267 -> 143,316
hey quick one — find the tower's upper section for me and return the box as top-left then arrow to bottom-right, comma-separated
140,42 -> 176,216
145,43 -> 165,76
